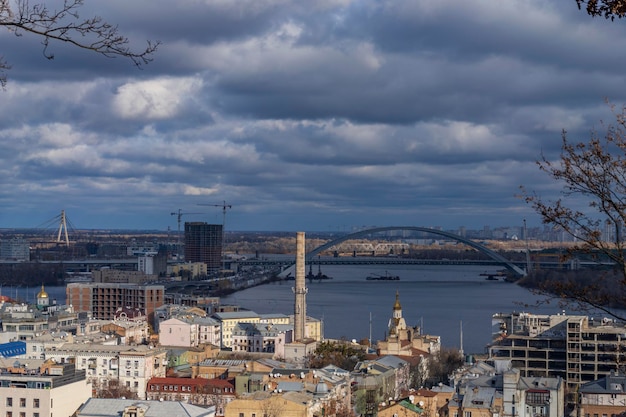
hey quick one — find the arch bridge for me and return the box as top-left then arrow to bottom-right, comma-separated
281,226 -> 526,278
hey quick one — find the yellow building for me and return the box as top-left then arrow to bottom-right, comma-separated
378,399 -> 424,417
225,391 -> 310,417
213,311 -> 261,348
170,262 -> 208,279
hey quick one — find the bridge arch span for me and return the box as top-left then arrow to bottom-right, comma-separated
300,226 -> 525,277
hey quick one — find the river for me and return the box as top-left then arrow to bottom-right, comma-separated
222,264 -> 574,354
29,263 -> 587,355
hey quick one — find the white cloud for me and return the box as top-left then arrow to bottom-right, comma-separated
113,77 -> 203,120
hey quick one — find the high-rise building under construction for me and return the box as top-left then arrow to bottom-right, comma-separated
184,222 -> 222,271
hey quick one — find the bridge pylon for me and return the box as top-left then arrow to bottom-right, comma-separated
56,210 -> 70,247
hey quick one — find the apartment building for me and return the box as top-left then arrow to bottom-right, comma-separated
159,317 -> 199,347
212,311 -> 261,349
0,305 -> 78,342
225,371 -> 348,417
212,311 -> 310,349
169,262 -> 209,279
196,316 -> 222,346
146,377 -> 236,415
442,368 -> 564,417
66,283 -> 164,320
578,370 -> 626,417
489,312 -> 626,400
158,314 -> 221,348
231,322 -> 292,356
44,343 -> 167,399
0,360 -> 91,417
352,358 -> 405,404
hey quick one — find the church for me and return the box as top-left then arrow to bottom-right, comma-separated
376,291 -> 441,357
36,284 -> 50,308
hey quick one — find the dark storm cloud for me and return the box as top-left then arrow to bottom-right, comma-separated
0,0 -> 621,231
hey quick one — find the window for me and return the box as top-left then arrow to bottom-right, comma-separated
18,413 -> 24,417
6,398 -> 12,407
19,399 -> 25,408
33,399 -> 39,408
134,382 -> 139,388
33,414 -> 39,417
464,412 -> 472,417
526,391 -> 550,406
239,414 -> 244,417
5,412 -> 10,417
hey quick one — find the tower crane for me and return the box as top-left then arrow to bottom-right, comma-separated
170,209 -> 203,235
170,209 -> 203,256
198,201 -> 232,229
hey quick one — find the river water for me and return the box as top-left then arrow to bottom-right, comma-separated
222,264 -> 571,354
30,263 -> 583,355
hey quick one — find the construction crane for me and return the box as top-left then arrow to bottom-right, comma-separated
170,209 -> 203,235
198,201 -> 232,229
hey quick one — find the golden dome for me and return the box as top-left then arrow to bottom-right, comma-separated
37,284 -> 49,299
393,290 -> 401,310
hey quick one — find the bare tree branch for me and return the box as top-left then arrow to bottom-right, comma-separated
521,104 -> 626,321
0,0 -> 159,86
576,0 -> 626,19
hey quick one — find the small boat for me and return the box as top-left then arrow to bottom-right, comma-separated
480,271 -> 507,281
366,271 -> 400,281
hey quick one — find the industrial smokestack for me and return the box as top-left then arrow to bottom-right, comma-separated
293,231 -> 308,341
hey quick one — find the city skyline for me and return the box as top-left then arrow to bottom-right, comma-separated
0,1 -> 623,231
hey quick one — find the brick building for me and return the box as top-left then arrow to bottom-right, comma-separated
66,283 -> 164,320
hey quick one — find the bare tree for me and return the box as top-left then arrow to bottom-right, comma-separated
261,397 -> 285,417
522,104 -> 626,320
0,0 -> 159,87
94,378 -> 138,399
575,0 -> 626,19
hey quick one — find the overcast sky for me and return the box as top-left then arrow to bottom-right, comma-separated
0,0 -> 624,233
